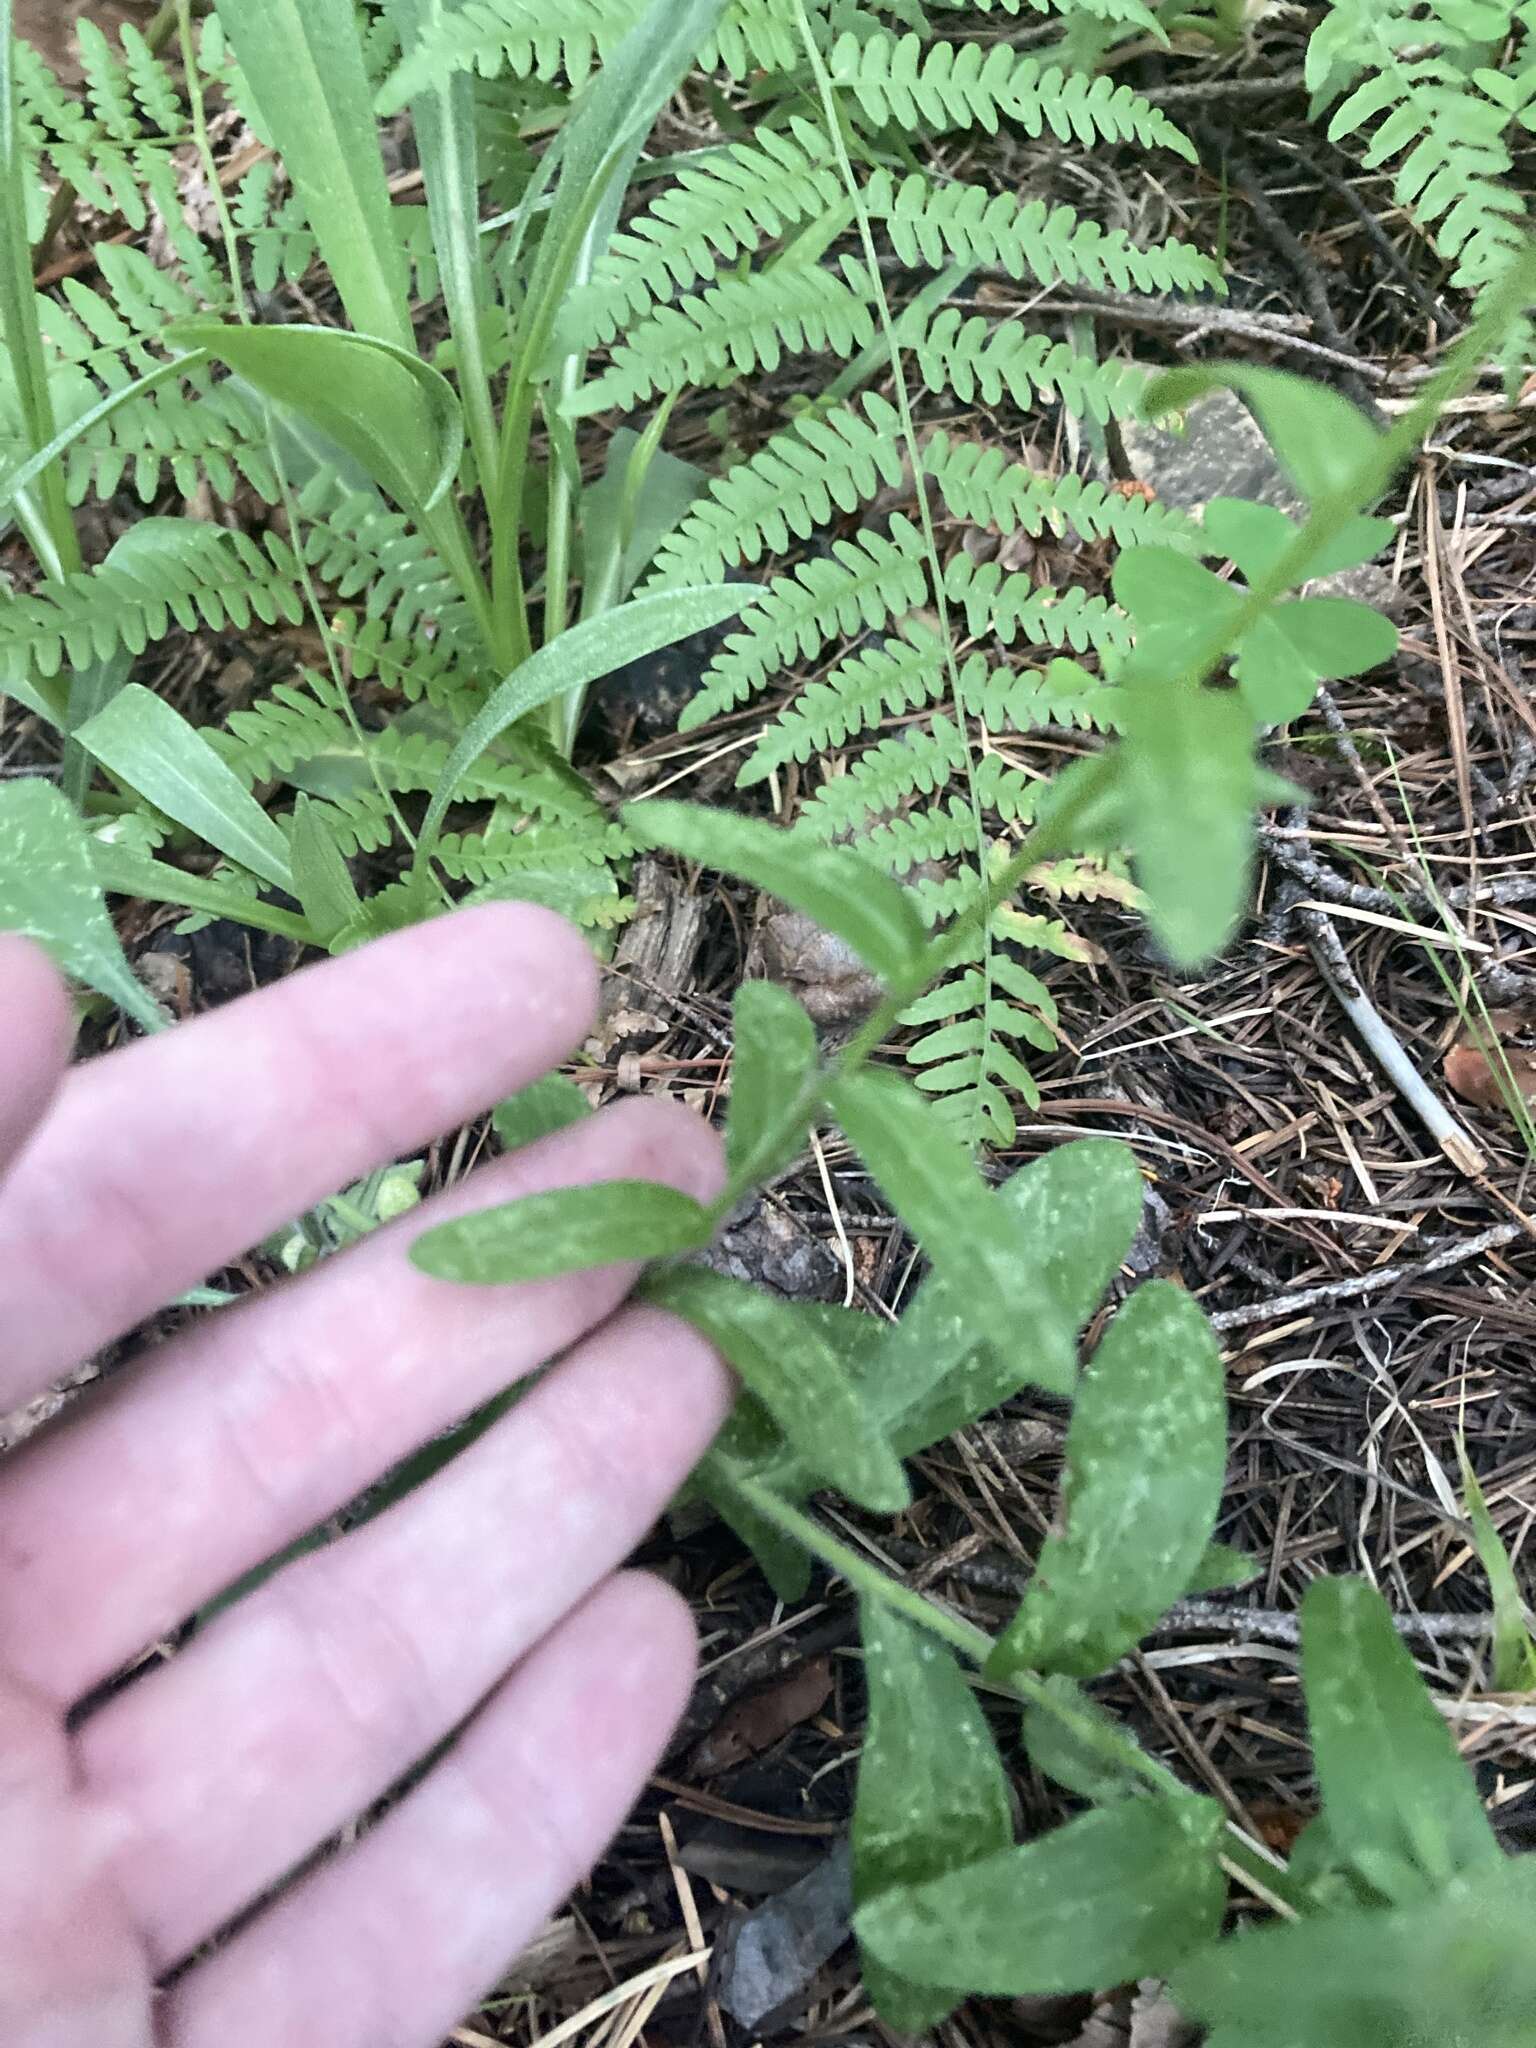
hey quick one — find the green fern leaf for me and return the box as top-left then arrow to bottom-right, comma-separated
0,522 -> 303,679
738,623 -> 947,781
827,31 -> 1196,158
681,515 -> 930,728
942,552 -> 1129,653
922,431 -> 1198,550
866,168 -> 1223,296
570,258 -> 878,414
563,119 -> 844,343
649,391 -> 907,585
903,306 -> 1151,422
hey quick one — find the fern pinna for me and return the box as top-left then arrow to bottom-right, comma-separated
1308,0 -> 1536,331
551,23 -> 1215,1143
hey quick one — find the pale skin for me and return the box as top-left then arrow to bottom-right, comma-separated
0,906 -> 734,2048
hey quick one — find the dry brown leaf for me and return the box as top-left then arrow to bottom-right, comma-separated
1443,1038 -> 1536,1112
688,1656 -> 835,1776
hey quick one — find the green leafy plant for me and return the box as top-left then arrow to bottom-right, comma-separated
0,0 -> 749,943
386,257 -> 1536,2041
3,5 -> 1536,2035
1308,0 -> 1536,357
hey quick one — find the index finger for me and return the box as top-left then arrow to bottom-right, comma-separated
0,904 -> 598,1406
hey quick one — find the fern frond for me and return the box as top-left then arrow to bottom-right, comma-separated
563,121 -> 844,343
798,713 -> 968,836
903,948 -> 1058,1138
681,516 -> 931,728
307,788 -> 399,858
866,169 -> 1223,295
903,306 -> 1148,422
216,678 -> 354,784
973,657 -> 1124,734
16,28 -> 188,231
942,552 -> 1129,653
0,522 -> 302,679
296,479 -> 469,642
649,391 -> 906,585
379,0 -> 798,102
738,624 -> 948,780
1312,0 -> 1533,293
826,31 -> 1196,156
922,431 -> 1198,550
571,258 -> 878,414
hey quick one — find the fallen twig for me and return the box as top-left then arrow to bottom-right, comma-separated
1206,1218 -> 1523,1331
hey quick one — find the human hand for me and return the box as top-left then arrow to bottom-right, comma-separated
0,908 -> 730,2048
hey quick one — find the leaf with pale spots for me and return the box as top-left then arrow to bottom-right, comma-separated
878,1137 -> 1146,1435
856,1793 -> 1227,1996
642,1268 -> 910,1515
853,1602 -> 1015,2033
411,1179 -> 712,1283
0,779 -> 164,1032
988,1280 -> 1226,1680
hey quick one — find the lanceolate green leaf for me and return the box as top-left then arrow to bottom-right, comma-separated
1301,1576 -> 1501,1901
826,1068 -> 1039,1353
0,780 -> 163,1032
854,1603 -> 1014,2033
643,1267 -> 910,1515
415,589 -> 748,877
0,352 -> 212,517
381,0 -> 497,487
855,1794 -> 1226,1997
411,1181 -> 712,1284
167,324 -> 464,520
89,844 -> 312,943
626,801 -> 927,987
726,981 -> 818,1185
290,795 -> 361,944
492,1076 -> 592,1152
1174,1858 -> 1536,2048
877,1137 -> 1146,1437
75,685 -> 296,895
694,1450 -> 813,1605
989,1280 -> 1227,1681
1458,1448 -> 1536,1692
213,0 -> 414,351
1122,670 -> 1255,967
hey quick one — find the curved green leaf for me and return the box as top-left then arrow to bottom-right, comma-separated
290,794 -> 360,943
989,1280 -> 1227,1680
213,0 -> 414,350
411,1180 -> 712,1283
416,588 -> 747,876
1122,668 -> 1256,966
167,322 -> 464,517
879,1136 -> 1146,1436
1302,1576 -> 1501,1901
627,801 -> 927,986
854,1602 -> 1014,2033
492,1076 -> 592,1152
76,684 -> 295,894
855,1794 -> 1226,1997
726,981 -> 818,1185
644,1266 -> 910,1514
1174,1858 -> 1536,2048
828,1067 -> 1037,1354
0,780 -> 163,1031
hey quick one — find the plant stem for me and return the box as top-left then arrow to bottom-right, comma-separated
735,1473 -> 1308,1915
